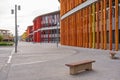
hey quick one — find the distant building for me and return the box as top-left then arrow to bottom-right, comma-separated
0,29 -> 13,41
26,10 -> 60,43
26,25 -> 33,42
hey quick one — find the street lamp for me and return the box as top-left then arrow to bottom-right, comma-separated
11,5 -> 21,53
56,22 -> 59,48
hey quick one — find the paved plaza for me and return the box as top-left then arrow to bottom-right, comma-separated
0,42 -> 120,80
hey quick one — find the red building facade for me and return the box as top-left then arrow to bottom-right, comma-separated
33,16 -> 42,42
40,11 -> 60,43
26,25 -> 33,42
27,10 -> 60,43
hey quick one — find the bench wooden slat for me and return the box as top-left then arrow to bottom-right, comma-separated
65,60 -> 95,67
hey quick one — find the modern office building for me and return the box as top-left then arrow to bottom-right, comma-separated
26,10 -> 60,43
59,0 -> 120,51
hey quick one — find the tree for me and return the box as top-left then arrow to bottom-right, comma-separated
0,34 -> 3,42
21,32 -> 27,41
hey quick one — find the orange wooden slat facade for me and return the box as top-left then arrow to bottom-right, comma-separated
60,0 -> 119,51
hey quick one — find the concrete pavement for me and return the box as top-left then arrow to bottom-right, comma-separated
2,42 -> 120,80
0,46 -> 14,80
0,46 -> 13,70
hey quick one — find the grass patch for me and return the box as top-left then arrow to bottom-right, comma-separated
0,42 -> 14,46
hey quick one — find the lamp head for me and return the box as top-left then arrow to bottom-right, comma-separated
18,5 -> 21,10
11,9 -> 14,14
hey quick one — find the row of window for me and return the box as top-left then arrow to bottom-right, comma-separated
41,29 -> 60,34
41,37 -> 60,43
41,14 -> 60,27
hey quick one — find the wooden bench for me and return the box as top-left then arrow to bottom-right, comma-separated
65,60 -> 95,75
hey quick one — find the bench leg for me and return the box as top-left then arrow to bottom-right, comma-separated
70,67 -> 77,75
85,64 -> 92,71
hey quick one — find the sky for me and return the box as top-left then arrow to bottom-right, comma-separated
0,0 -> 60,36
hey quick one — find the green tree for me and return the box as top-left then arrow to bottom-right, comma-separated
21,32 -> 27,41
0,34 -> 3,42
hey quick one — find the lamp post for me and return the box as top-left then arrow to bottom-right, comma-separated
56,22 -> 59,48
11,5 -> 21,53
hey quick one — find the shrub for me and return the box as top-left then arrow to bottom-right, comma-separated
0,34 -> 3,42
0,42 -> 14,46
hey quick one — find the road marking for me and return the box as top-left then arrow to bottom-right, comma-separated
7,56 -> 12,63
12,60 -> 47,66
7,49 -> 15,63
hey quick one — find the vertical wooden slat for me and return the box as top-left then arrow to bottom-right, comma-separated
100,0 -> 104,49
70,16 -> 72,46
89,6 -> 92,48
64,0 -> 67,14
68,17 -> 70,45
76,12 -> 78,46
66,0 -> 68,12
61,20 -> 63,44
80,0 -> 83,47
109,0 -> 112,50
86,7 -> 89,48
115,0 -> 119,51
66,17 -> 69,45
96,2 -> 99,49
71,15 -> 73,46
79,11 -> 82,47
81,9 -> 83,47
83,9 -> 85,47
103,0 -> 107,49
64,18 -> 66,44
66,18 -> 68,45
73,14 -> 77,46
69,0 -> 71,12
84,8 -> 87,48
65,18 -> 67,45
92,3 -> 95,48
67,0 -> 69,12
62,0 -> 64,16
76,12 -> 80,47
